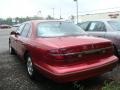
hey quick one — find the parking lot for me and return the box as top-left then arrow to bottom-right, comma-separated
0,29 -> 120,90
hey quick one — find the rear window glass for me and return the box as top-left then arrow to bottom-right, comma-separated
37,22 -> 86,37
108,21 -> 120,31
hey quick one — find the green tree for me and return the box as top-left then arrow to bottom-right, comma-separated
46,15 -> 54,20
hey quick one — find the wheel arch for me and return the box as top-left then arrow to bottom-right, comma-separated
24,50 -> 29,63
113,44 -> 119,57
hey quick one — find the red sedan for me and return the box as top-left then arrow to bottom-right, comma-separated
9,20 -> 118,83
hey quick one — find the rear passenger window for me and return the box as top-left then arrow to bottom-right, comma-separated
78,22 -> 90,31
17,24 -> 25,34
21,23 -> 31,37
88,21 -> 106,31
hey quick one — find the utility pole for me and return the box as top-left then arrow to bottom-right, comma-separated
60,8 -> 62,19
74,0 -> 78,24
52,8 -> 54,19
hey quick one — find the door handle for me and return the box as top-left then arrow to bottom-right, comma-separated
21,42 -> 24,45
97,36 -> 102,37
20,41 -> 24,45
15,39 -> 18,41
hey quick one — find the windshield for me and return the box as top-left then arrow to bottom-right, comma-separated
108,21 -> 120,31
37,22 -> 86,37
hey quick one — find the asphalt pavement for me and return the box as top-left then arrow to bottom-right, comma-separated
0,29 -> 120,90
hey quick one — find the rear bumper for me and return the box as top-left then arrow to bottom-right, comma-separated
35,55 -> 118,83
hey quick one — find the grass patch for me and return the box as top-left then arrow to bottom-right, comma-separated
102,81 -> 120,90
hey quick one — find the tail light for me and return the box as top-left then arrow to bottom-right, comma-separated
48,48 -> 83,61
48,49 -> 65,60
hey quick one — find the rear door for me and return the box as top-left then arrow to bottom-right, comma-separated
87,21 -> 106,38
10,24 -> 25,52
16,22 -> 31,57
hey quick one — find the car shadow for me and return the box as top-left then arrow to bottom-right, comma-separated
31,71 -> 113,90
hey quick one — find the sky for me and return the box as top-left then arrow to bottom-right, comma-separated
0,0 -> 120,19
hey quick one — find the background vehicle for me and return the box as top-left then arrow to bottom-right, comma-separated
12,24 -> 21,27
9,20 -> 118,83
77,20 -> 120,57
0,24 -> 12,29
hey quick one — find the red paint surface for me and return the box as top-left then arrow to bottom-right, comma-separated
9,20 -> 118,83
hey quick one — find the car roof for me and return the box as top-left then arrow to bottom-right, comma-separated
81,19 -> 119,23
26,20 -> 69,25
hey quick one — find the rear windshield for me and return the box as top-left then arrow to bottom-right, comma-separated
108,21 -> 120,31
37,22 -> 86,37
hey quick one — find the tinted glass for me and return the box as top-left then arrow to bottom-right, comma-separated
88,21 -> 106,31
37,22 -> 86,37
17,24 -> 25,34
78,22 -> 89,31
27,27 -> 32,37
21,23 -> 31,37
108,21 -> 120,31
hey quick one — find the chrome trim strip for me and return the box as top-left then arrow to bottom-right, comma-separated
51,46 -> 113,56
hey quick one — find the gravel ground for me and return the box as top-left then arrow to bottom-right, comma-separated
0,29 -> 120,90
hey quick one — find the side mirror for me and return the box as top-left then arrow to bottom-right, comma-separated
16,32 -> 20,36
10,31 -> 16,35
10,31 -> 20,36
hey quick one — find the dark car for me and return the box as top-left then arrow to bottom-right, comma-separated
77,20 -> 120,58
0,24 -> 12,29
9,20 -> 118,83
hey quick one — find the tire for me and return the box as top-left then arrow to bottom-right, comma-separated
9,42 -> 15,55
113,45 -> 120,62
113,45 -> 119,57
26,55 -> 36,79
